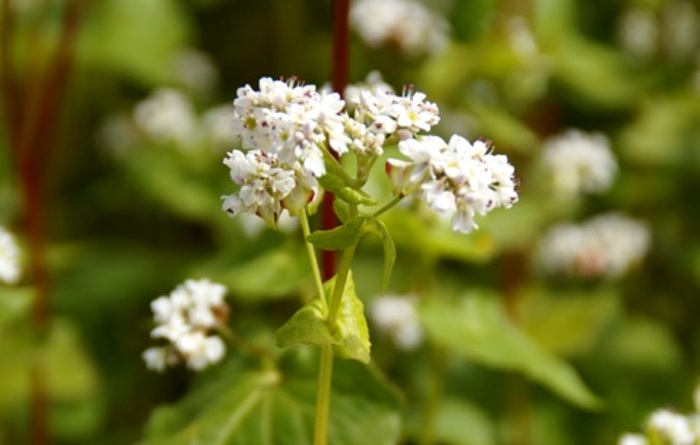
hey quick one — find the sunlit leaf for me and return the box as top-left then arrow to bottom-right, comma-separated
420,292 -> 601,409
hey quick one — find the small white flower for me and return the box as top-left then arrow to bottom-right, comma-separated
144,278 -> 229,372
541,129 -> 617,198
370,295 -> 424,350
134,88 -> 198,146
0,227 -> 21,285
536,213 -> 650,279
350,0 -> 449,57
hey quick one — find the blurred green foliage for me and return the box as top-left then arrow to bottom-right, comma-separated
2,0 -> 700,444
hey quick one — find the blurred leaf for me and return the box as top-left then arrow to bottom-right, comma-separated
471,105 -> 540,154
618,95 -> 700,167
121,149 -> 221,222
549,38 -> 637,110
365,219 -> 396,291
0,287 -> 33,327
221,247 -> 311,301
141,351 -> 400,445
518,286 -> 620,357
78,0 -> 192,85
598,316 -> 683,373
431,398 -> 496,445
420,292 -> 601,409
382,209 -> 495,262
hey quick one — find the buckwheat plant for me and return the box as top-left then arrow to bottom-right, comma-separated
219,76 -> 518,445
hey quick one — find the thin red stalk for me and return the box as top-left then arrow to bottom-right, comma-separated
9,2 -> 87,444
321,0 -> 350,280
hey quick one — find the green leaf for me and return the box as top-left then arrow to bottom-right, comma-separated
326,272 -> 371,363
141,352 -> 400,445
360,218 -> 396,290
382,209 -> 495,262
221,247 -> 311,301
420,292 -> 601,409
276,272 -> 371,364
0,287 -> 33,327
307,217 -> 365,251
275,297 -> 336,349
518,286 -> 620,357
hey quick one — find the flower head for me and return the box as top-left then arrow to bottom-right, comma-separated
350,0 -> 449,57
536,213 -> 650,279
0,227 -> 21,285
143,279 -> 229,372
541,129 -> 617,198
134,88 -> 198,146
388,135 -> 518,233
370,295 -> 423,350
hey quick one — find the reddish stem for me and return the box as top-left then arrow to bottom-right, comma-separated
321,0 -> 350,280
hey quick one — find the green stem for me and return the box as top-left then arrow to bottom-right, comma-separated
313,244 -> 357,445
300,209 -> 328,311
313,345 -> 334,445
419,346 -> 446,445
372,195 -> 404,219
327,244 -> 357,325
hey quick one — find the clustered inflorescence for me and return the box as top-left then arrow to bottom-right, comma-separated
536,213 -> 650,279
143,279 -> 229,372
541,129 -> 617,198
222,76 -> 518,233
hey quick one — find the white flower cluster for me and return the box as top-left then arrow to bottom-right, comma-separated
541,130 -> 617,198
536,213 -> 650,279
618,386 -> 700,445
387,135 -> 518,233
0,226 -> 21,285
350,0 -> 449,57
223,76 -> 441,228
370,295 -> 423,350
143,279 -> 228,372
99,87 -> 236,155
134,88 -> 199,146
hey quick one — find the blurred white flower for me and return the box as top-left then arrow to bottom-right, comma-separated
172,48 -> 219,93
350,0 -> 448,57
388,135 -> 518,233
617,433 -> 648,445
541,129 -> 617,198
536,213 -> 650,279
618,8 -> 658,59
96,113 -> 140,156
238,211 -> 299,239
370,295 -> 423,350
144,278 -> 229,372
201,104 -> 236,150
648,409 -> 695,445
0,227 -> 21,285
134,88 -> 198,147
